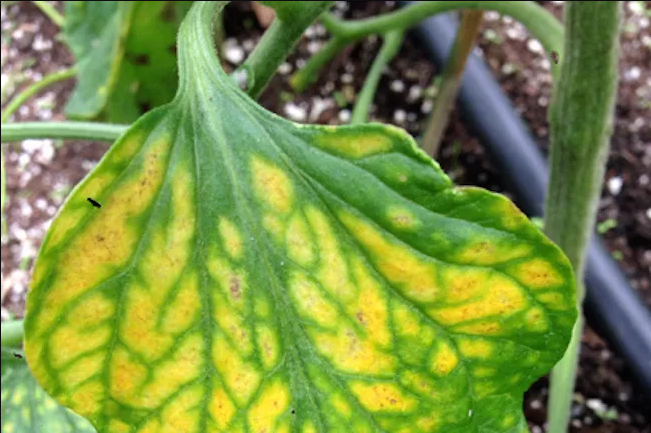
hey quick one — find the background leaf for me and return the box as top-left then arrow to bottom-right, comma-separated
63,1 -> 191,122
1,348 -> 97,433
25,3 -> 576,432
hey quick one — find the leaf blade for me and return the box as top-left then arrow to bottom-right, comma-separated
26,3 -> 576,432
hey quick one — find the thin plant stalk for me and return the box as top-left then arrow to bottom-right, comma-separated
350,29 -> 404,124
293,1 -> 563,91
239,1 -> 334,99
32,0 -> 65,27
421,10 -> 483,156
1,67 -> 77,123
545,2 -> 622,432
1,121 -> 128,143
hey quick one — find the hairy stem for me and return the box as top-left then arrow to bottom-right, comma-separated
1,319 -> 24,347
240,1 -> 334,99
421,10 -> 483,156
1,67 -> 76,123
293,1 -> 562,91
33,0 -> 65,27
545,2 -> 622,432
351,29 -> 404,124
1,122 -> 128,143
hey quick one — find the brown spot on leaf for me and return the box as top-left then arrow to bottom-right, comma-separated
356,311 -> 366,325
230,276 -> 241,300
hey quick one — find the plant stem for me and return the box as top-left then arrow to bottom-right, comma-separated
421,10 -> 483,156
289,36 -> 348,92
1,319 -> 24,347
32,0 -> 65,27
1,122 -> 128,143
1,67 -> 76,123
239,1 -> 334,99
545,2 -> 622,432
294,1 -> 562,91
350,29 -> 404,124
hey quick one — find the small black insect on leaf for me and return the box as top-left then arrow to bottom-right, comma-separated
87,197 -> 102,208
551,50 -> 559,65
291,409 -> 296,415
13,352 -> 23,359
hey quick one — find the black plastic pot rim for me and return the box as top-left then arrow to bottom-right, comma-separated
395,1 -> 651,398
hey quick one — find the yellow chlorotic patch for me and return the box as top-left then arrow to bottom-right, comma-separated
349,257 -> 391,347
430,272 -> 526,325
330,393 -> 352,418
251,156 -> 294,214
431,342 -> 459,376
60,351 -> 104,389
208,256 -> 247,306
67,380 -> 104,418
162,271 -> 201,334
392,303 -> 422,337
350,381 -> 416,412
525,307 -> 549,332
247,379 -> 290,433
537,291 -> 569,310
417,415 -> 440,432
209,383 -> 236,430
289,270 -> 339,328
492,198 -> 527,230
68,291 -> 116,329
453,320 -> 503,335
510,258 -> 564,289
442,267 -> 486,304
306,207 -> 357,303
35,136 -> 171,334
50,324 -> 110,368
254,296 -> 270,318
302,421 -> 317,433
456,239 -> 531,266
212,337 -> 260,405
387,206 -> 419,230
256,324 -> 280,371
263,213 -> 285,241
340,211 -> 439,302
10,387 -> 25,405
315,131 -> 393,158
219,217 -> 243,260
457,338 -> 493,359
160,383 -> 202,433
286,213 -> 315,267
213,301 -> 252,355
501,414 -> 517,429
136,333 -> 203,409
110,346 -> 148,405
121,283 -> 174,362
472,366 -> 496,378
109,419 -> 132,433
311,326 -> 395,375
111,130 -> 147,165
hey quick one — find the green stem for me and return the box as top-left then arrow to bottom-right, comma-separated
239,1 -> 334,99
351,29 -> 404,124
1,122 -> 128,143
1,319 -> 25,347
294,1 -> 562,90
289,36 -> 348,93
1,67 -> 76,124
422,10 -> 483,156
545,2 -> 622,432
32,0 -> 65,27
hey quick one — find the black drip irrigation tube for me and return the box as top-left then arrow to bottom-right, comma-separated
396,2 -> 651,397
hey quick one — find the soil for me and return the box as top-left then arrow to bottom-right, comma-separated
1,1 -> 649,432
